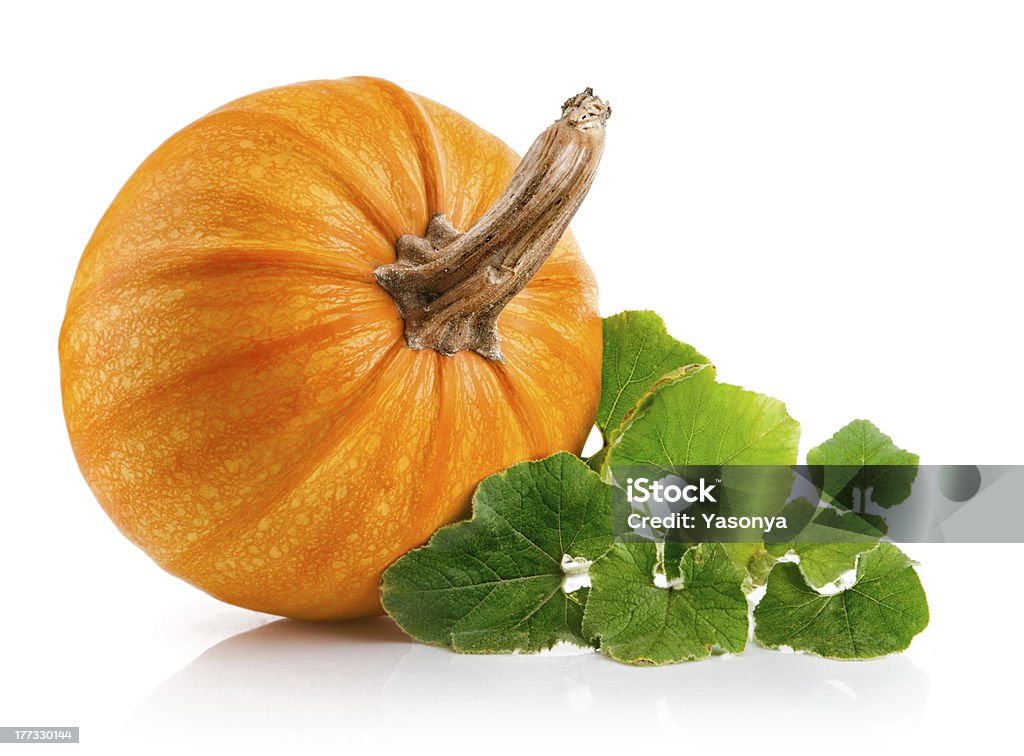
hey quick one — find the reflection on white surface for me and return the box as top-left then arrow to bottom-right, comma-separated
128,617 -> 930,749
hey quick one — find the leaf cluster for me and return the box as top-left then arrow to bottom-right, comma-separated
381,311 -> 928,665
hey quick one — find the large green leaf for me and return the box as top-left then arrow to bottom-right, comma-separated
602,365 -> 799,588
380,452 -> 613,653
597,311 -> 708,440
753,543 -> 929,659
808,419 -> 919,509
604,366 -> 800,471
582,543 -> 748,665
777,421 -> 918,587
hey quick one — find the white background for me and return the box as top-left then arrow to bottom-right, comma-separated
2,1 -> 1022,753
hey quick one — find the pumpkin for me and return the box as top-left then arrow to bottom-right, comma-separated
59,77 -> 610,619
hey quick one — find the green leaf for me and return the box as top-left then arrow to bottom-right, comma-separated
582,543 -> 749,665
754,543 -> 929,659
765,498 -> 887,589
597,311 -> 708,440
778,421 -> 917,587
602,365 -> 798,593
604,365 -> 800,470
808,419 -> 919,509
380,452 -> 613,653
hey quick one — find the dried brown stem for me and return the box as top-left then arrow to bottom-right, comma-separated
374,88 -> 611,361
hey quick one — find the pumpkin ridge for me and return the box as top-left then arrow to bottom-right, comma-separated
64,301 -> 398,447
217,106 -> 408,247
412,97 -> 520,232
194,103 -> 411,247
159,337 -> 410,572
64,110 -> 404,305
68,243 -> 384,309
500,310 -> 599,390
486,360 -> 545,455
148,246 -> 381,287
351,78 -> 447,219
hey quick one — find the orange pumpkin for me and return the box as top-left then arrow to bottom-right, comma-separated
59,77 -> 609,619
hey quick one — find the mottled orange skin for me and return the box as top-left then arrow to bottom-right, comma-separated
59,77 -> 601,620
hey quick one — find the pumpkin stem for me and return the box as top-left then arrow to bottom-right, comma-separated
374,89 -> 611,361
